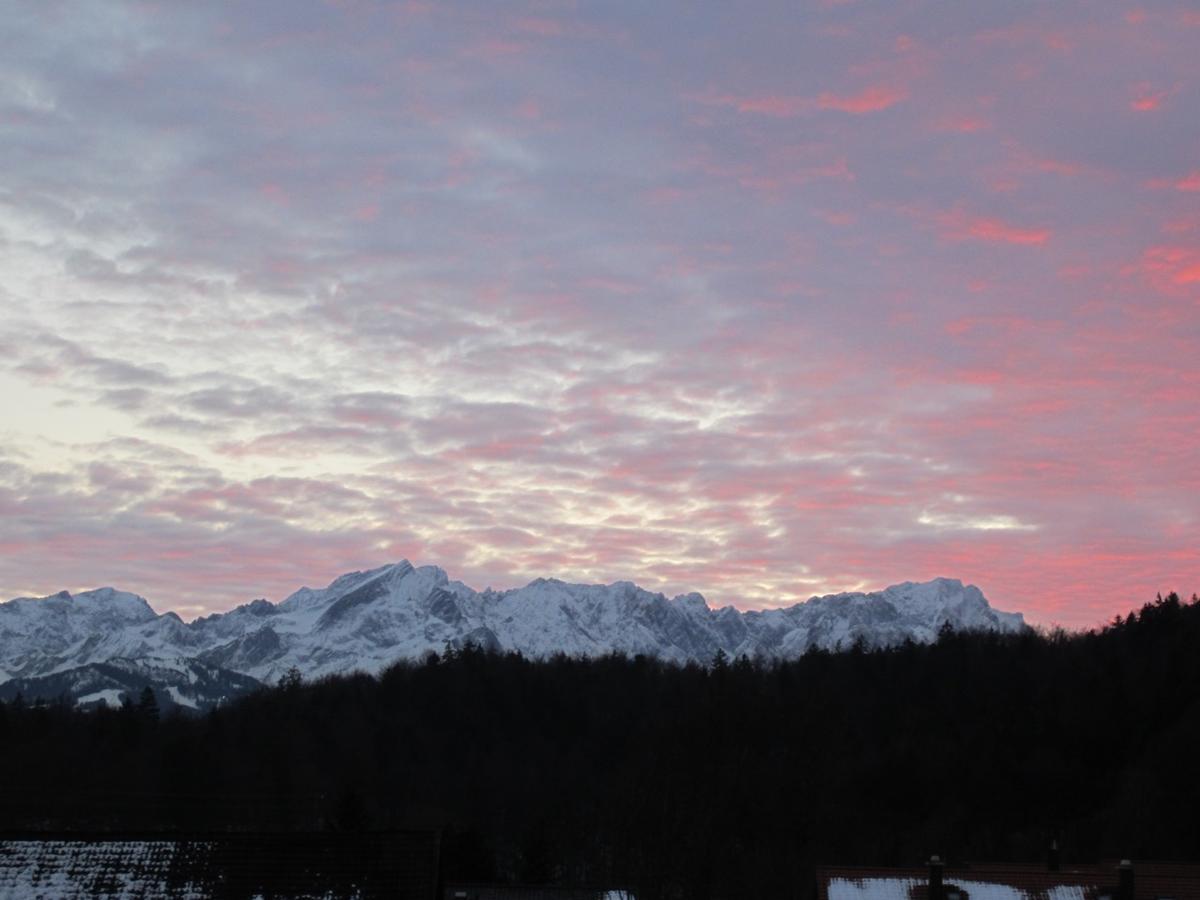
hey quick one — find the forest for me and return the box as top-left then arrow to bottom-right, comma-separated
1,592 -> 1198,900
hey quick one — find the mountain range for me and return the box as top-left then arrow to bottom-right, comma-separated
0,561 -> 1025,710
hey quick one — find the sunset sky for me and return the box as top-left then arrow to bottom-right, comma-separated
1,1 -> 1197,626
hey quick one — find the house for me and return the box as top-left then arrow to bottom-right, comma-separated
0,830 -> 440,899
442,886 -> 635,900
818,857 -> 1200,900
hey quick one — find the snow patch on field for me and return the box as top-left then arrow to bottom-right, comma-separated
166,685 -> 198,708
76,688 -> 125,708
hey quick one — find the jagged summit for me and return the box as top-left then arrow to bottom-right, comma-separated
0,561 -> 1025,706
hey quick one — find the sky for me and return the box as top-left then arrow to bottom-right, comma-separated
1,1 -> 1197,627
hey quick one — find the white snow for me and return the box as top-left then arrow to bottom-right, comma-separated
76,689 -> 125,708
1,562 -> 1027,687
829,877 -> 922,900
0,840 -> 209,899
950,880 -> 1028,900
165,685 -> 198,709
828,877 -> 1093,900
1045,887 -> 1090,900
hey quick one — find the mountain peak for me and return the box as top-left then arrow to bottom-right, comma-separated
672,592 -> 710,615
16,586 -> 159,623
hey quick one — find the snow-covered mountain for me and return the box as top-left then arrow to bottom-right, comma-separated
0,561 -> 1026,706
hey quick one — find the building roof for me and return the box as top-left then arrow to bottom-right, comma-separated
817,863 -> 1200,900
443,886 -> 634,900
0,831 -> 439,899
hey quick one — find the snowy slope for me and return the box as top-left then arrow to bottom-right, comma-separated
0,656 -> 263,711
0,562 -> 1027,690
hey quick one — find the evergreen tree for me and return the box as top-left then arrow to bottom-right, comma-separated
277,666 -> 303,691
137,685 -> 160,722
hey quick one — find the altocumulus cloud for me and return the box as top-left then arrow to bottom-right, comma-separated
0,1 -> 1197,625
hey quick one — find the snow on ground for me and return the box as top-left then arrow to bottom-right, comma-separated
166,685 -> 197,709
75,689 -> 125,708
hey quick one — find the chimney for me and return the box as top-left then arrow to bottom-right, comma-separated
929,855 -> 945,900
1118,860 -> 1134,900
1048,839 -> 1060,872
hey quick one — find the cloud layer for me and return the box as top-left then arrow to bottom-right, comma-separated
1,1 -> 1197,626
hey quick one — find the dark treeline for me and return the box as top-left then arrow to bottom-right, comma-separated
2,593 -> 1199,899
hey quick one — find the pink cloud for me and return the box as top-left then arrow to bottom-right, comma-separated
1130,82 -> 1170,111
726,94 -> 809,117
462,38 -> 528,60
676,142 -> 854,200
514,17 -> 564,37
974,23 -> 1075,53
5,0 -> 1200,635
1139,245 -> 1200,287
1176,172 -> 1200,192
816,84 -> 907,113
515,98 -> 541,120
815,209 -> 857,227
965,219 -> 1050,245
693,83 -> 905,118
938,211 -> 1051,246
935,115 -> 991,133
1175,263 -> 1200,284
258,182 -> 289,206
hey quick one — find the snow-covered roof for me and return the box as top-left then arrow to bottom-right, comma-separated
817,863 -> 1200,900
0,832 -> 439,899
443,887 -> 635,900
0,840 -> 205,899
